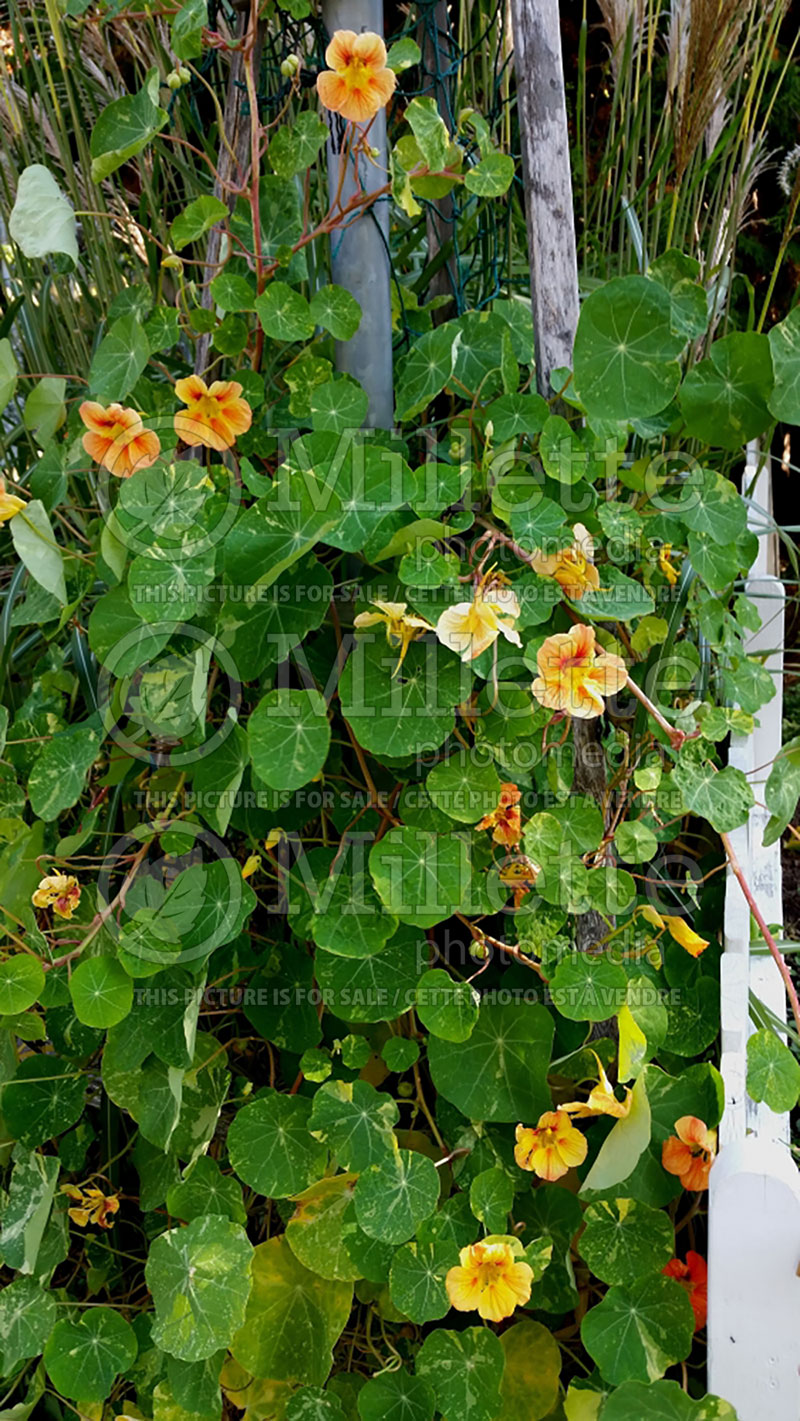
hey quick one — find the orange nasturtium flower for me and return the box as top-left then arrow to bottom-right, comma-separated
436,582 -> 522,662
514,1110 -> 588,1182
445,1236 -> 533,1322
477,782 -> 523,848
31,873 -> 81,920
0,477 -> 25,523
316,31 -> 397,125
639,904 -> 709,959
663,1251 -> 708,1329
530,522 -> 601,601
561,1051 -> 633,1120
62,1184 -> 120,1229
353,600 -> 433,674
531,622 -> 627,719
79,401 -> 161,480
662,1115 -> 717,1192
173,376 -> 252,453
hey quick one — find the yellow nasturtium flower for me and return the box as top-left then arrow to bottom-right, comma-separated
658,544 -> 680,586
32,873 -> 81,920
0,477 -> 25,522
530,522 -> 601,600
560,1050 -> 633,1119
316,31 -> 396,124
445,1235 -> 533,1322
353,600 -> 433,674
640,904 -> 709,958
514,1109 -> 588,1181
61,1184 -> 120,1229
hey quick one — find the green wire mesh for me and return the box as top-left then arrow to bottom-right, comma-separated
199,0 -> 522,349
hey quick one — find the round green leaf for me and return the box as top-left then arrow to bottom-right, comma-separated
746,1028 -> 800,1113
601,1379 -> 737,1420
227,1088 -> 328,1197
287,1388 -> 347,1421
9,164 -> 78,264
312,870 -> 398,959
69,956 -> 133,1028
573,276 -> 685,421
549,953 -> 629,1022
340,637 -> 470,758
464,152 -> 515,197
309,376 -> 369,432
354,1147 -> 439,1244
209,270 -> 256,312
230,1235 -> 352,1384
369,826 -> 471,930
3,1054 -> 85,1147
44,1308 -> 137,1402
615,821 -> 659,863
249,687 -> 330,791
88,314 -> 150,402
255,282 -> 314,342
678,332 -> 773,448
315,924 -> 425,1023
145,1214 -> 254,1361
166,1154 -> 246,1225
379,1035 -> 419,1073
581,1198 -> 674,1286
671,757 -> 754,834
768,304 -> 800,423
426,752 -> 502,823
358,1371 -> 434,1421
469,1166 -> 514,1233
0,955 -> 45,1014
0,1276 -> 58,1374
310,284 -> 361,340
388,1240 -> 454,1322
417,1328 -> 505,1421
499,1320 -> 561,1421
415,967 -> 479,1042
428,998 -> 553,1122
308,1079 -> 398,1171
285,1174 -> 362,1282
581,1274 -> 695,1384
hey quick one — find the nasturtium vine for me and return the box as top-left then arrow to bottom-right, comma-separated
0,2 -> 794,1418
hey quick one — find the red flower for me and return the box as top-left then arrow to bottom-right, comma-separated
663,1251 -> 708,1329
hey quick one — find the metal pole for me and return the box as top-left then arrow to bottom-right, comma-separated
321,0 -> 393,430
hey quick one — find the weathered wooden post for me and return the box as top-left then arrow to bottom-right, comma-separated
321,0 -> 394,429
509,0 -> 579,394
709,442 -> 800,1419
510,0 -> 610,969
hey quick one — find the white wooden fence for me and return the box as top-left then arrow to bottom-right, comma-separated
709,444 -> 800,1417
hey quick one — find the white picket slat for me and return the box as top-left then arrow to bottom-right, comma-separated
709,446 -> 800,1417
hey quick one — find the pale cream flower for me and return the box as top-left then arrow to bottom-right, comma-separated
436,584 -> 521,662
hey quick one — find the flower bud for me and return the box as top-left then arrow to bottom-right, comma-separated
166,70 -> 182,91
161,254 -> 183,272
178,66 -> 191,84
